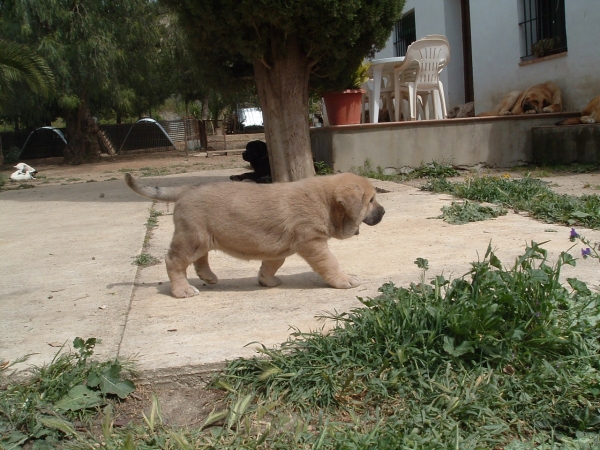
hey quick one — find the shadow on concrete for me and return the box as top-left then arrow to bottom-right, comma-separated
0,174 -> 235,203
108,272 -> 328,296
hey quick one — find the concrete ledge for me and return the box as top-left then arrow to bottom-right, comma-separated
311,113 -> 579,171
532,124 -> 600,164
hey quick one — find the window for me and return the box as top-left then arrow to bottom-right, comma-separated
394,11 -> 416,57
519,0 -> 567,60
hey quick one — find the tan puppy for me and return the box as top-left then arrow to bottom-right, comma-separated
556,96 -> 600,125
478,81 -> 562,116
125,173 -> 385,298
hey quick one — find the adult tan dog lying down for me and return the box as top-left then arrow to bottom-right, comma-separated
478,81 -> 562,116
124,173 -> 385,298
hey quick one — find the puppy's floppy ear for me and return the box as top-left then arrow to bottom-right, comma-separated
335,184 -> 365,221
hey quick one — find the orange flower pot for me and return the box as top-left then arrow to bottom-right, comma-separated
323,89 -> 364,126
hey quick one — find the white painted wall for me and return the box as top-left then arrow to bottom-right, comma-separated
467,0 -> 600,113
376,0 -> 600,115
376,0 -> 466,109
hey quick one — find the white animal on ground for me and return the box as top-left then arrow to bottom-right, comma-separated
10,162 -> 38,181
14,163 -> 37,174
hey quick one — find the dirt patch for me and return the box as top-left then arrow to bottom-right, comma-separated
110,381 -> 227,429
0,150 -> 248,191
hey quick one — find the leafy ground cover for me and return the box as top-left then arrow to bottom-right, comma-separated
353,159 -> 459,182
0,338 -> 135,449
435,200 -> 507,224
422,175 -> 600,229
2,242 -> 600,449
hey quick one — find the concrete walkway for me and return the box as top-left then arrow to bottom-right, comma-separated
1,169 -> 599,381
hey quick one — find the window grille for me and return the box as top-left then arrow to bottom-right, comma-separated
394,11 -> 416,57
520,0 -> 567,59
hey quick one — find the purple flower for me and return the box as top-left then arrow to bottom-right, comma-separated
582,248 -> 592,258
570,228 -> 580,241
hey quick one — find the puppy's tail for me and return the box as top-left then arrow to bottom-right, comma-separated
555,116 -> 581,126
124,173 -> 185,202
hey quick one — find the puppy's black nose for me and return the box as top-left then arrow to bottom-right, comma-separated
522,102 -> 535,113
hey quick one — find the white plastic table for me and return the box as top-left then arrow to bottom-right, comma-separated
366,57 -> 405,123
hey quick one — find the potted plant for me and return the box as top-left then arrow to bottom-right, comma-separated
321,62 -> 370,126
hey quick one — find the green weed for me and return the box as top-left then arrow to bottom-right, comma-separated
314,160 -> 334,175
0,338 -> 135,449
354,158 -> 459,182
145,208 -> 163,228
423,175 -> 600,229
435,200 -> 507,224
131,253 -> 160,267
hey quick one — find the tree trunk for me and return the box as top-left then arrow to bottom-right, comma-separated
253,37 -> 315,182
201,97 -> 209,120
63,106 -> 101,165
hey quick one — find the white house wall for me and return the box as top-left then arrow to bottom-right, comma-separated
376,1 -> 600,115
376,0 -> 466,109
468,1 -> 600,114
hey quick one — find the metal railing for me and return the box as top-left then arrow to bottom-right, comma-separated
394,10 -> 416,57
519,0 -> 567,59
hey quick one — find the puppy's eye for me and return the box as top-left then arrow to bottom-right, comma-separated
370,196 -> 375,203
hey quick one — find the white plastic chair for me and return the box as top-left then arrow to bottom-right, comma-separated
393,37 -> 450,121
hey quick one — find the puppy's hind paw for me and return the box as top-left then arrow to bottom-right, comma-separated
171,284 -> 200,298
258,274 -> 282,287
197,270 -> 218,285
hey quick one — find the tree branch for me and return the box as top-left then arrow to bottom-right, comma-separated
259,57 -> 272,70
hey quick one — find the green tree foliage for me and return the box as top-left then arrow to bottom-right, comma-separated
163,0 -> 405,181
0,39 -> 55,105
0,0 -> 175,163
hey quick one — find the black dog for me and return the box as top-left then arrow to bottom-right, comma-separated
230,140 -> 272,183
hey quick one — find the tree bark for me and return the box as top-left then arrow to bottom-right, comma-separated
253,37 -> 315,182
63,106 -> 101,165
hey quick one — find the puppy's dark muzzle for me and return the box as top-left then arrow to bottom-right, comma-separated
363,206 -> 385,226
522,102 -> 537,113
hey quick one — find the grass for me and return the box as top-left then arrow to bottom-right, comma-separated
422,174 -> 600,229
212,242 -> 600,448
2,243 -> 600,448
353,158 -> 459,182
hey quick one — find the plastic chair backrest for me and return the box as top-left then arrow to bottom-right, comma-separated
420,35 -> 451,67
402,38 -> 449,88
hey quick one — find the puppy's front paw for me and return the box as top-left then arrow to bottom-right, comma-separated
230,175 -> 243,181
330,275 -> 360,289
500,111 -> 512,116
258,274 -> 282,287
580,116 -> 596,124
525,109 -> 537,114
171,284 -> 200,298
